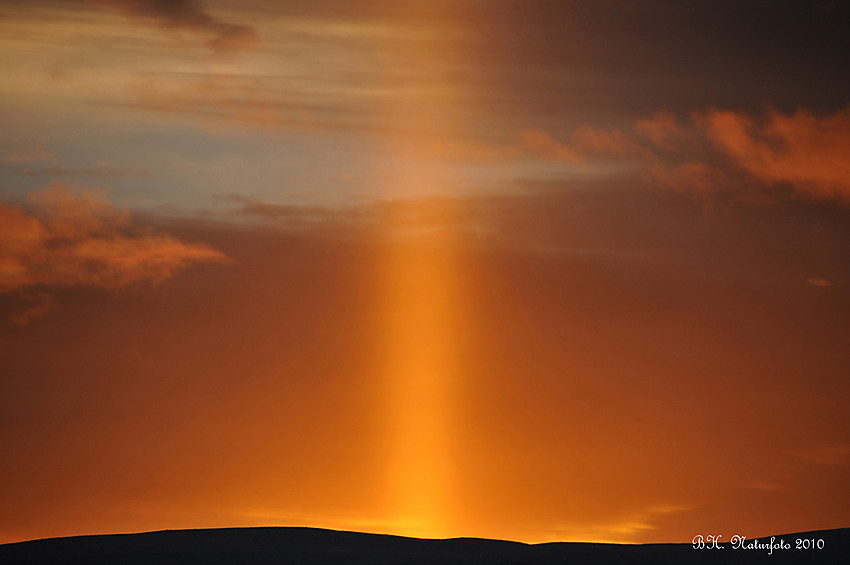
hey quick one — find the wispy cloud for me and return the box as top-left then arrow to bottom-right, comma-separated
122,74 -> 311,131
16,165 -> 152,180
2,144 -> 54,165
86,0 -> 262,53
796,444 -> 850,466
220,194 -> 336,223
545,505 -> 690,544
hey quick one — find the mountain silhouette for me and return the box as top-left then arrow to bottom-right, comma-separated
1,526 -> 847,564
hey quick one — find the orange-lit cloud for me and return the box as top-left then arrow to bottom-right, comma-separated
517,129 -> 581,161
388,104 -> 850,198
0,182 -> 226,295
87,0 -> 262,53
702,106 -> 850,200
807,277 -> 833,288
635,111 -> 685,149
522,105 -> 850,202
571,125 -> 646,159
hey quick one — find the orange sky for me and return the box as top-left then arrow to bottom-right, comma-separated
1,0 -> 850,545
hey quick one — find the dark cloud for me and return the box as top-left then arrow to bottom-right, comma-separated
218,194 -> 339,225
243,0 -> 850,126
86,0 -> 850,140
9,291 -> 58,326
87,0 -> 262,53
217,180 -> 850,281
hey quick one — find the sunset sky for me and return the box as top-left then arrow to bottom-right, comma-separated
2,0 -> 850,545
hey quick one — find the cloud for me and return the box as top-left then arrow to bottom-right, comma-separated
543,505 -> 690,544
419,128 -> 619,166
807,278 -> 833,287
2,144 -> 54,165
0,182 -> 227,295
634,111 -> 685,149
797,444 -> 850,466
571,125 -> 646,159
87,0 -> 262,53
518,129 -> 581,162
16,165 -> 152,180
524,104 -> 850,202
402,129 -> 583,166
10,292 -> 58,326
123,75 -> 310,131
219,194 -> 337,224
646,161 -> 735,197
702,106 -> 850,200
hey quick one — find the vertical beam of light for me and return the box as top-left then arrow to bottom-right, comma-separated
373,1 -> 465,538
379,227 -> 461,538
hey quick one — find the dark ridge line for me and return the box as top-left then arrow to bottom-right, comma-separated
3,524 -> 849,548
